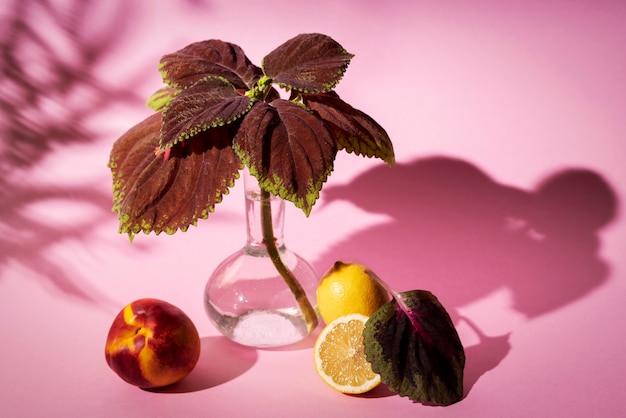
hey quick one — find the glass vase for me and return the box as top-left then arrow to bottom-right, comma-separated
204,170 -> 319,348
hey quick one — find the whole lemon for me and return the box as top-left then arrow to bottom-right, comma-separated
316,261 -> 390,325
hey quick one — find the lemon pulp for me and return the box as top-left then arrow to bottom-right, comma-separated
314,313 -> 381,394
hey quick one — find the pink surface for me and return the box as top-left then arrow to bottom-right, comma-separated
1,0 -> 625,417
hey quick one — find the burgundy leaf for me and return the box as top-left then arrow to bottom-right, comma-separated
159,39 -> 263,90
109,112 -> 242,238
159,76 -> 252,151
363,290 -> 465,405
233,99 -> 337,215
262,33 -> 353,93
303,92 -> 395,166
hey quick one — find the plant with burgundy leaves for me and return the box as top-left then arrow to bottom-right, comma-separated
108,33 -> 394,333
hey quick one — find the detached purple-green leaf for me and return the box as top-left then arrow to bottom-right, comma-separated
363,290 -> 465,406
262,33 -> 353,93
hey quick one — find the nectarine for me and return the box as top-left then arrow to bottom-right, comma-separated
105,298 -> 201,388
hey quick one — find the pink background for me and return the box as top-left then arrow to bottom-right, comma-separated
1,0 -> 625,416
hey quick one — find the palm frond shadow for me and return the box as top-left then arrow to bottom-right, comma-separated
0,0 -> 212,305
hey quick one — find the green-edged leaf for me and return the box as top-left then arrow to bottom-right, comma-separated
109,112 -> 242,238
158,76 -> 252,152
233,99 -> 337,215
146,85 -> 179,111
159,39 -> 263,90
303,92 -> 395,166
262,33 -> 353,93
363,290 -> 465,406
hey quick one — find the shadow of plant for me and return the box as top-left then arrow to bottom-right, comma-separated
315,155 -> 618,393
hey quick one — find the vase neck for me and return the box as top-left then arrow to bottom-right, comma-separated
243,170 -> 285,254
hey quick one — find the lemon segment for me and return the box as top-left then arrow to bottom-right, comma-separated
314,313 -> 381,394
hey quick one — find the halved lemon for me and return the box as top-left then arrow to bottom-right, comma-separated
313,313 -> 381,394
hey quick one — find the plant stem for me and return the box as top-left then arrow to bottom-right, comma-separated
260,189 -> 319,333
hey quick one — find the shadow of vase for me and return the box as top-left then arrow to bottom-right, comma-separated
314,155 -> 617,393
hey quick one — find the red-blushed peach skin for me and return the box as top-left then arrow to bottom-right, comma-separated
105,298 -> 201,388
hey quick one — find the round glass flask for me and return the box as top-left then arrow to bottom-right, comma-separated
204,171 -> 319,348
